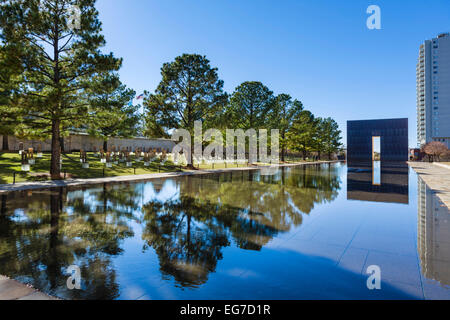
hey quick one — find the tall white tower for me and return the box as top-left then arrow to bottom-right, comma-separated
417,33 -> 450,148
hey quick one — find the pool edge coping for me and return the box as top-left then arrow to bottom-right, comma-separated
0,275 -> 60,300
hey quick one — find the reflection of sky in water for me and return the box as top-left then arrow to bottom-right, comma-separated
11,209 -> 28,222
141,180 -> 180,204
0,163 -> 449,300
373,161 -> 381,185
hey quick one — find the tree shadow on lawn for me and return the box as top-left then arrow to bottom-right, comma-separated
0,163 -> 30,184
0,151 -> 181,183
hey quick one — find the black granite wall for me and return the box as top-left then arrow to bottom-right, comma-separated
347,118 -> 408,162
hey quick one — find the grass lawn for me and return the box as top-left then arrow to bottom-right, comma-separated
0,152 -> 182,184
284,157 -> 316,164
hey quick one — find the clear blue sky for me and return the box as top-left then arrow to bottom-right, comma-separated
96,0 -> 450,147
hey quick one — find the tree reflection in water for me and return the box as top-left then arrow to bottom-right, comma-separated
0,164 -> 341,297
0,184 -> 141,299
141,164 -> 341,288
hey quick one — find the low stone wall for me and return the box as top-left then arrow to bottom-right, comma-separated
1,134 -> 176,153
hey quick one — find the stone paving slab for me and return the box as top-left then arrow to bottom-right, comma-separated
434,163 -> 450,170
0,161 -> 339,194
0,275 -> 57,300
409,162 -> 450,208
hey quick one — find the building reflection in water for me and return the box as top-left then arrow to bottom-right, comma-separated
418,178 -> 450,286
347,161 -> 409,204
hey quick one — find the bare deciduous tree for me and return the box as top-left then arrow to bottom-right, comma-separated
421,141 -> 448,162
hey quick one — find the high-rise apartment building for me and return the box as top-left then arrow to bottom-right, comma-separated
417,33 -> 450,147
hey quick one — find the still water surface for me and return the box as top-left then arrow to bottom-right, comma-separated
0,163 -> 449,299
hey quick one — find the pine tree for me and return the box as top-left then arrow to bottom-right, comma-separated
318,117 -> 342,160
287,110 -> 317,160
269,94 -> 303,162
0,0 -> 121,178
0,43 -> 23,150
144,54 -> 227,167
87,74 -> 140,151
226,81 -> 274,130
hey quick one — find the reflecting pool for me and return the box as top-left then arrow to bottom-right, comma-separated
0,163 -> 449,300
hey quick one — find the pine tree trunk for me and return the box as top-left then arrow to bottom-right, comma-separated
2,135 -> 8,151
187,137 -> 195,169
103,140 -> 108,152
50,119 -> 61,180
281,147 -> 286,162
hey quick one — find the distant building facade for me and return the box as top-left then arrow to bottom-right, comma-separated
0,133 -> 176,152
347,118 -> 409,162
417,33 -> 450,148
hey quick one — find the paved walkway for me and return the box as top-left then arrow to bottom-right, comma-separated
0,161 -> 338,194
0,275 -> 57,300
409,161 -> 450,208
